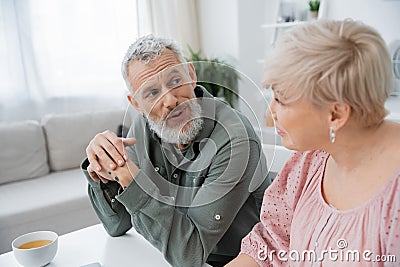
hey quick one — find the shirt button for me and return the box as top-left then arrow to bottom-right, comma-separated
172,173 -> 178,179
214,214 -> 221,221
111,199 -> 115,203
154,166 -> 160,172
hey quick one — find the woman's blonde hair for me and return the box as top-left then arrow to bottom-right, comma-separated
263,19 -> 393,127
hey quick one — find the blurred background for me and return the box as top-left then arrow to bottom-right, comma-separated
1,0 -> 399,126
0,0 -> 399,255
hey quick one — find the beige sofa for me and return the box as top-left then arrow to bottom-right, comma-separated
0,108 -> 292,255
0,109 -> 133,253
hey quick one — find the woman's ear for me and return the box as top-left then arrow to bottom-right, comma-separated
187,62 -> 197,88
127,94 -> 142,114
329,102 -> 351,131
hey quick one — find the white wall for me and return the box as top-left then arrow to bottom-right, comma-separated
197,0 -> 400,128
326,0 -> 400,93
326,0 -> 400,45
197,0 -> 239,61
236,0 -> 271,127
197,0 -> 271,127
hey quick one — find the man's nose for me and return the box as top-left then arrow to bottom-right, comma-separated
162,89 -> 178,109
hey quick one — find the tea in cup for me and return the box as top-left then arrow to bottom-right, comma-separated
12,231 -> 58,267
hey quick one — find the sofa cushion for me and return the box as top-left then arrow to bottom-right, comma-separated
42,109 -> 131,171
0,120 -> 49,184
0,168 -> 100,253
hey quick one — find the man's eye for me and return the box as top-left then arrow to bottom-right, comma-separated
169,77 -> 182,87
146,89 -> 160,98
274,97 -> 281,104
173,78 -> 181,84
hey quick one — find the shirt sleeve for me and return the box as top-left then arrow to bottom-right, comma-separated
240,150 -> 321,266
382,172 -> 400,261
114,139 -> 267,267
80,128 -> 141,238
81,159 -> 133,237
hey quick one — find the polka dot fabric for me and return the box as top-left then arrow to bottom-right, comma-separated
240,150 -> 400,266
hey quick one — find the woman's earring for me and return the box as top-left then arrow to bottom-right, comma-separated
329,127 -> 336,144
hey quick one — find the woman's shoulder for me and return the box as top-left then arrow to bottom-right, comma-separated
384,167 -> 400,201
280,149 -> 328,177
269,150 -> 327,194
381,167 -> 400,250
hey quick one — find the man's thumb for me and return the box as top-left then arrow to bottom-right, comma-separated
122,137 -> 136,147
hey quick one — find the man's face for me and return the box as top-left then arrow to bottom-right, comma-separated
127,49 -> 202,144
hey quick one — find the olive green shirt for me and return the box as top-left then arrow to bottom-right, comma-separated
82,87 -> 272,267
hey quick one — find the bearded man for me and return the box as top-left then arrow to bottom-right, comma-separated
81,35 -> 272,267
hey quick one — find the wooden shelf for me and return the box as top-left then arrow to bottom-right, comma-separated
260,21 -> 306,29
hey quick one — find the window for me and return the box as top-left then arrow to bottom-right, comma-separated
0,0 -> 138,121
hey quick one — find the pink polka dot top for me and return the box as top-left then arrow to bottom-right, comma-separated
241,150 -> 400,266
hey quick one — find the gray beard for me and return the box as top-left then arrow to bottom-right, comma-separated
147,100 -> 203,145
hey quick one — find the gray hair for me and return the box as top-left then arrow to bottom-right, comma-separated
263,19 -> 393,127
121,34 -> 186,92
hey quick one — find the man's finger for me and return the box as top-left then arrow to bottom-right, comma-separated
87,164 -> 100,182
98,175 -> 109,184
122,137 -> 136,147
87,148 -> 102,172
100,131 -> 126,167
88,163 -> 110,184
121,137 -> 136,160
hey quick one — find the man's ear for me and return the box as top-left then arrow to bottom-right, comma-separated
328,102 -> 351,131
187,62 -> 197,88
127,94 -> 142,114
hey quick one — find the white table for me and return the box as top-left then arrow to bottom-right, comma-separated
0,224 -> 211,267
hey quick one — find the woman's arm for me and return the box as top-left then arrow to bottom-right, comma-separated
228,150 -> 326,266
225,253 -> 259,267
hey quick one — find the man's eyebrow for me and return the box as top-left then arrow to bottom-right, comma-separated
165,68 -> 181,77
136,68 -> 184,97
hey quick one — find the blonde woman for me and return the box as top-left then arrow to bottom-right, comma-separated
227,19 -> 400,266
